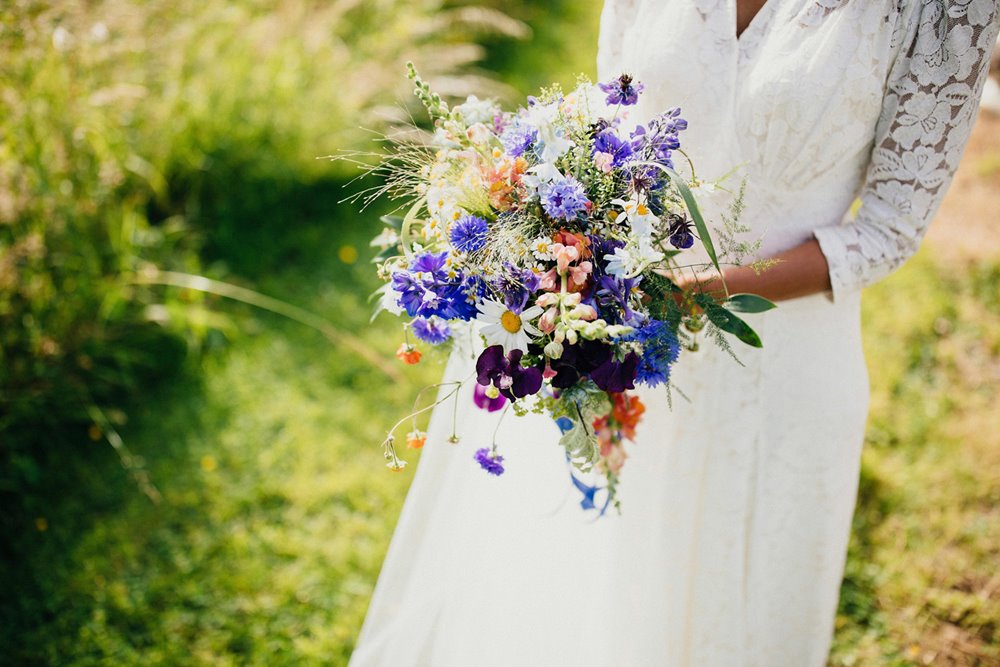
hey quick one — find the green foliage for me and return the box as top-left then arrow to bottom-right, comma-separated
2,2 -> 997,665
0,0 -> 523,495
829,249 -> 1000,665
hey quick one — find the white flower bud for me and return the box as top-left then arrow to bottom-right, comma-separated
544,341 -> 564,359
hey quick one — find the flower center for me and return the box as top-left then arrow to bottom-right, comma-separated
500,310 -> 522,334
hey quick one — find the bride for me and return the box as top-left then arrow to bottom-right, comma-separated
350,2 -> 1000,665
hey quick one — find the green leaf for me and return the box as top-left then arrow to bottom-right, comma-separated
663,167 -> 720,274
559,417 -> 598,471
379,215 -> 404,230
725,293 -> 777,314
705,304 -> 763,348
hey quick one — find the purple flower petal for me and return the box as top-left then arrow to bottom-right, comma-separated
473,383 -> 507,412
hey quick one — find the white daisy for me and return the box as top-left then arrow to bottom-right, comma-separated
529,236 -> 555,261
476,299 -> 544,354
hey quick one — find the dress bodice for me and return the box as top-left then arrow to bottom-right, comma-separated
598,0 -> 999,300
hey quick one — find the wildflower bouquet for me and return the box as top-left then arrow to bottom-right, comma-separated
357,65 -> 773,512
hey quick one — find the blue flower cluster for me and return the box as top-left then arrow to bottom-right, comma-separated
592,128 -> 634,167
410,316 -> 451,344
500,121 -> 538,158
631,108 -> 688,170
540,175 -> 589,221
474,447 -> 505,476
391,251 -> 478,320
628,319 -> 681,387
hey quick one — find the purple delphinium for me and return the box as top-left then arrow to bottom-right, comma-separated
474,447 -> 505,476
493,266 -> 541,314
628,319 -> 681,387
632,108 -> 688,170
391,251 -> 479,321
592,128 -> 634,167
596,273 -> 644,326
540,175 -> 589,222
500,122 -> 538,158
410,316 -> 451,344
476,345 -> 543,401
450,214 -> 489,253
598,73 -> 644,106
473,382 -> 507,412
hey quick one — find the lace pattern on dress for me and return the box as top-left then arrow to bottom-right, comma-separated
814,0 -> 1000,301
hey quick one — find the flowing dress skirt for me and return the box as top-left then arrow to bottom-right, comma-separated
349,290 -> 869,666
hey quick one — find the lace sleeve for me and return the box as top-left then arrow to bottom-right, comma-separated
813,2 -> 1000,302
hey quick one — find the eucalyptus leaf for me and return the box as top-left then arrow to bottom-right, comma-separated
725,293 -> 777,313
705,304 -> 763,348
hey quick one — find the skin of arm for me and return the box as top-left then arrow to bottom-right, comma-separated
673,239 -> 833,303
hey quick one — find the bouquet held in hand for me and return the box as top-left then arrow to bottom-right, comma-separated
354,65 -> 773,512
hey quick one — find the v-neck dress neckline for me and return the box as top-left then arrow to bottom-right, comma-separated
735,0 -> 771,42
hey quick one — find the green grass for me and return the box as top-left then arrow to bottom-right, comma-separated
8,238 -> 998,666
829,251 -> 1000,666
2,214 -> 441,665
3,3 -> 998,665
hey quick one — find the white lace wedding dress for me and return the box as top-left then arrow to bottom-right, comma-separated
350,2 -> 999,665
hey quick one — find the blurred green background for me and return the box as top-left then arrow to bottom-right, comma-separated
1,2 -> 997,665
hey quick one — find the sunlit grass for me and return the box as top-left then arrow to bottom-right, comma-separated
3,2 -> 997,665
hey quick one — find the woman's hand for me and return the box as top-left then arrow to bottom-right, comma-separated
660,238 -> 834,304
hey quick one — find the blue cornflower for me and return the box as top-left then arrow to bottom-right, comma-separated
410,316 -> 451,344
474,447 -> 505,476
450,214 -> 489,253
592,129 -> 634,167
629,319 -> 681,387
540,175 -> 589,222
598,73 -> 644,106
500,122 -> 537,157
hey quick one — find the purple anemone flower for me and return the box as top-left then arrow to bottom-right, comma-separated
598,73 -> 644,106
474,447 -> 505,476
475,345 -> 543,401
473,382 -> 507,412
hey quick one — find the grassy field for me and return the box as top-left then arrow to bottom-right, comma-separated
3,3 -> 998,665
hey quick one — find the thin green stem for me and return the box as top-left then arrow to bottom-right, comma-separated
131,269 -> 402,382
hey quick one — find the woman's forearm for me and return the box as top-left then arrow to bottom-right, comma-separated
677,239 -> 833,302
